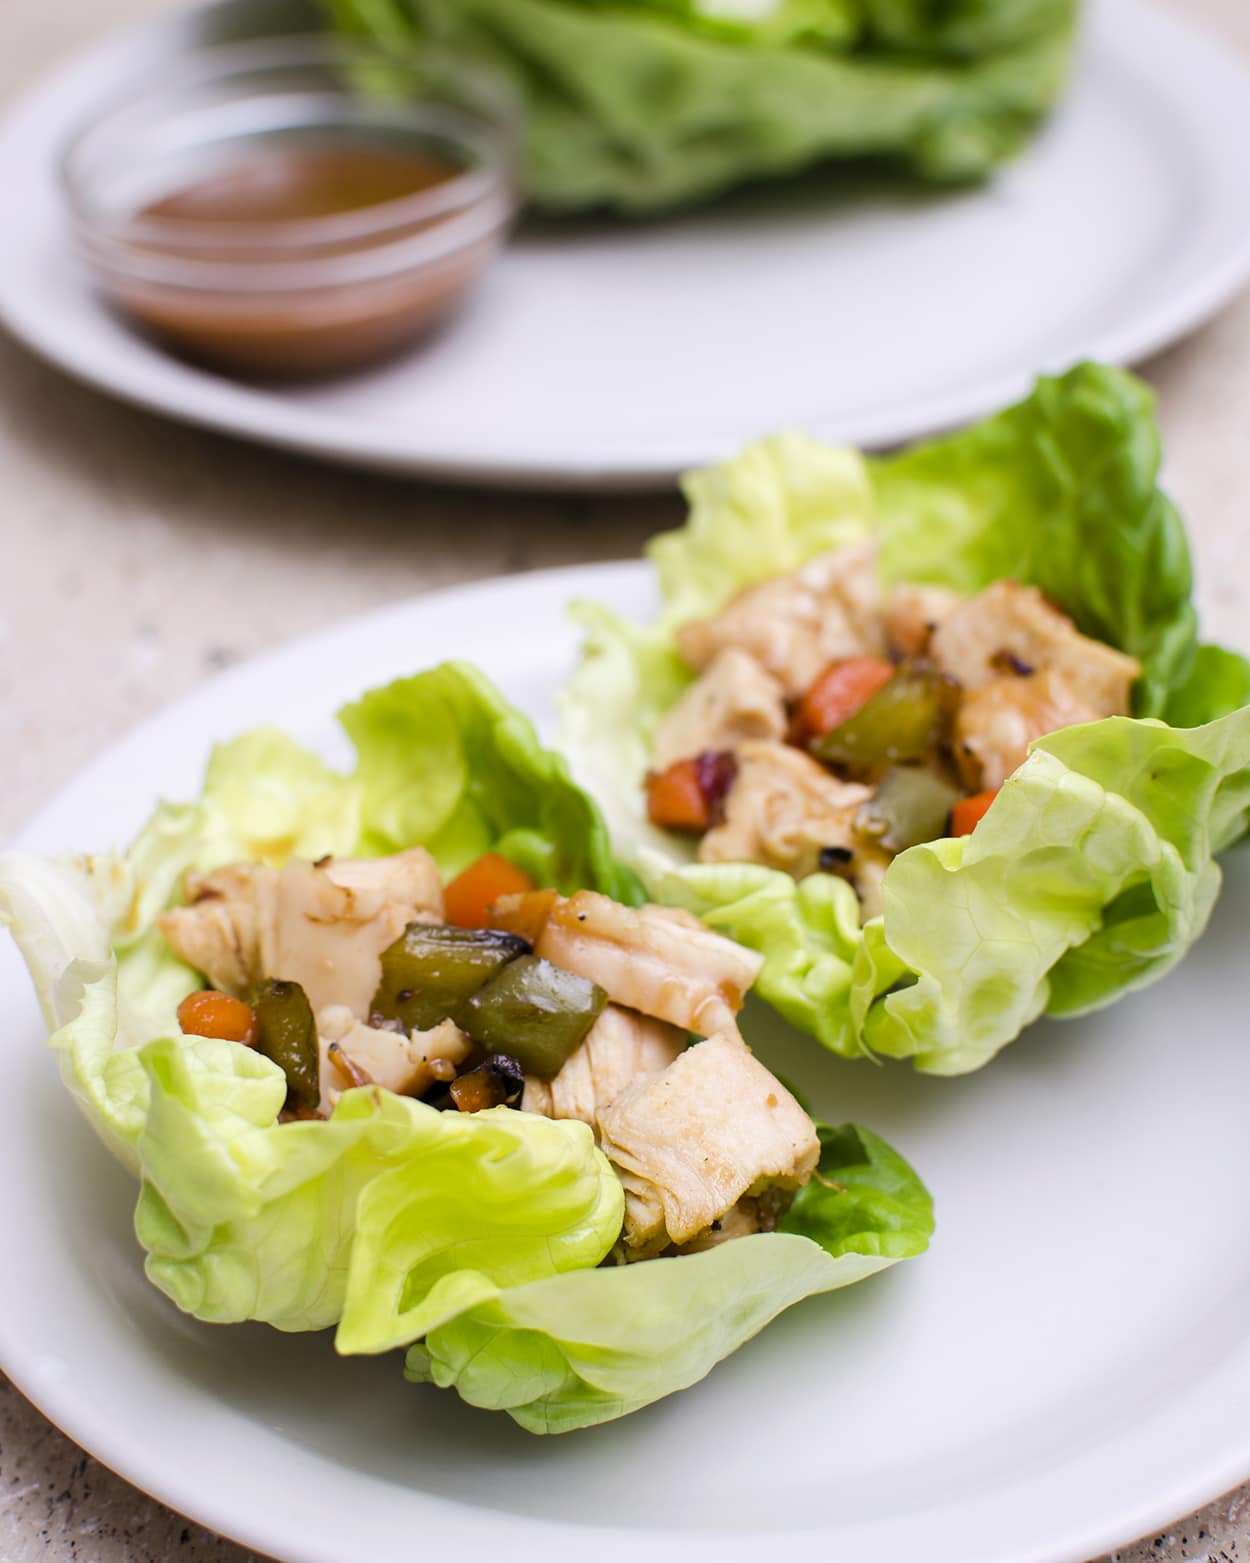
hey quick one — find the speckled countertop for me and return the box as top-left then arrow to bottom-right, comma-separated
3,1 -> 1250,1558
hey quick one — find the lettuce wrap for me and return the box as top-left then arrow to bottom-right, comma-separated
0,662 -> 932,1432
323,0 -> 1078,213
563,364 -> 1250,1074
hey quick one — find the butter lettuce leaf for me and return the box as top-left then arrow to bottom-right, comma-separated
0,664 -> 637,1331
1,663 -> 923,1430
563,365 -> 1250,1073
342,661 -> 643,902
870,363 -> 1200,715
640,857 -> 867,1056
323,0 -> 1077,214
651,433 -> 875,628
406,1122 -> 932,1432
857,707 -> 1250,1072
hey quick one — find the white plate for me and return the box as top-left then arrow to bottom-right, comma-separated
2,562 -> 1250,1563
2,0 -> 1250,488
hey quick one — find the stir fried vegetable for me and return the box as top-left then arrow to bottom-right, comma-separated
444,853 -> 536,930
176,989 -> 258,1046
645,757 -> 710,831
856,767 -> 961,853
645,752 -> 737,832
950,788 -> 1000,836
449,1054 -> 526,1112
254,979 -> 320,1111
457,954 -> 607,1077
811,665 -> 959,774
791,656 -> 894,744
370,923 -> 529,1031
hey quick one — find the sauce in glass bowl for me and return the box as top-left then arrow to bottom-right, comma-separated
139,145 -> 460,225
63,41 -> 519,378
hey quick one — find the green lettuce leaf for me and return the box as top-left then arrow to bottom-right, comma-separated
562,365 -> 1250,1073
0,664 -> 637,1331
322,0 -> 1077,213
405,1122 -> 932,1432
870,364 -> 1199,715
856,708 -> 1250,1072
651,432 -> 875,627
598,0 -> 863,50
1162,643 -> 1250,730
342,661 -> 643,902
640,857 -> 867,1056
2,663 -> 926,1429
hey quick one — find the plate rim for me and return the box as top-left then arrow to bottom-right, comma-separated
3,559 -> 1250,1563
2,0 -> 1250,489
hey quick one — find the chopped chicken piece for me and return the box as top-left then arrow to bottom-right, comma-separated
316,852 -> 445,909
160,862 -> 262,996
700,740 -> 870,879
652,648 -> 786,770
953,669 -> 1104,790
160,848 -> 444,1016
675,541 -> 885,698
597,1031 -> 819,1258
260,858 -> 408,1017
675,1190 -> 793,1253
522,1003 -> 686,1127
517,890 -> 764,1039
317,1009 -> 471,1117
828,537 -> 885,650
930,581 -> 1140,710
673,1200 -> 765,1252
884,582 -> 963,659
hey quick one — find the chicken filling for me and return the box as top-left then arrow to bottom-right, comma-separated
162,850 -> 818,1260
645,546 -> 1140,915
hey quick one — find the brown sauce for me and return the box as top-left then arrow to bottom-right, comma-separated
104,142 -> 502,378
141,146 -> 457,226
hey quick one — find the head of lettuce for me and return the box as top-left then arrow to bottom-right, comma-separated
0,663 -> 932,1434
563,364 -> 1250,1075
323,0 -> 1080,214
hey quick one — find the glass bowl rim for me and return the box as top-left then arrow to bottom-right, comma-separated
60,33 -> 523,255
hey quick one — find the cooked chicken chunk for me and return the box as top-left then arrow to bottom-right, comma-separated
700,740 -> 870,879
262,856 -> 442,1016
954,669 -> 1104,790
598,1031 -> 819,1258
675,1191 -> 794,1253
316,1010 -> 472,1116
522,1003 -> 686,1127
675,541 -> 885,698
652,648 -> 786,770
884,582 -> 963,659
930,581 -> 1139,710
821,536 -> 883,649
160,848 -> 444,1017
160,862 -> 262,996
314,852 -> 445,908
674,1199 -> 767,1252
509,890 -> 764,1039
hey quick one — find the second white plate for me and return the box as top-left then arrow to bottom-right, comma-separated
2,562 -> 1250,1563
2,0 -> 1250,487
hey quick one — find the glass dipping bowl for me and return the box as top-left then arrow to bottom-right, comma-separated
61,38 -> 520,377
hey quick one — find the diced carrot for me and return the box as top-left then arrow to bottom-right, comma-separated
950,788 -> 1000,836
177,989 -> 258,1045
489,887 -> 559,944
646,758 -> 710,832
792,657 -> 895,744
445,852 -> 536,929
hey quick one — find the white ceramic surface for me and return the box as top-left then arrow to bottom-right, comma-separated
2,0 -> 1250,488
1,562 -> 1249,1563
